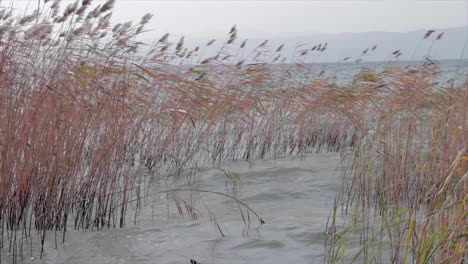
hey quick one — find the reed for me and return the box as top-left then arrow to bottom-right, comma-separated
0,1 -> 355,262
325,50 -> 467,262
0,1 -> 465,263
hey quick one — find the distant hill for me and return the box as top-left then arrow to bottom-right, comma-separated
165,27 -> 468,63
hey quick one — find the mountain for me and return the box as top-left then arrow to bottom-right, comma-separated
165,27 -> 468,63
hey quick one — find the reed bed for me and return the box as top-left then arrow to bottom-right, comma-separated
0,1 -> 355,262
0,1 -> 466,263
325,61 -> 467,263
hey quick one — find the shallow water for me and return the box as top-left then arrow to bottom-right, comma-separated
3,153 -> 345,264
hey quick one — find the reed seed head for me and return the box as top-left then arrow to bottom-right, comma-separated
436,32 -> 444,40
176,36 -> 184,51
424,29 -> 435,39
207,39 -> 215,46
158,33 -> 170,43
240,39 -> 247,48
227,31 -> 236,44
140,13 -> 153,25
100,0 -> 115,13
276,44 -> 284,52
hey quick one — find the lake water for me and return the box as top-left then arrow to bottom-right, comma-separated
3,153 -> 345,264
299,59 -> 468,84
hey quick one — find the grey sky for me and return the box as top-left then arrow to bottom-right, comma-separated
4,0 -> 467,39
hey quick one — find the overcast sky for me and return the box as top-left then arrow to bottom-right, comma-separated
4,0 -> 467,39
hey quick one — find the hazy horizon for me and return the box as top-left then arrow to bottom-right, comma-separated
2,0 -> 467,62
3,0 -> 467,38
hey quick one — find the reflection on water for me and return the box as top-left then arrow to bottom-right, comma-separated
4,153 -> 345,264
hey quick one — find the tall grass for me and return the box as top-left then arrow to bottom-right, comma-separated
0,1 -> 355,262
325,49 -> 467,262
0,1 -> 466,263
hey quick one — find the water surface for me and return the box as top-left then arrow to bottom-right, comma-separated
5,153 -> 344,264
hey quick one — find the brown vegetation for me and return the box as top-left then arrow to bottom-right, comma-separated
0,2 -> 466,263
